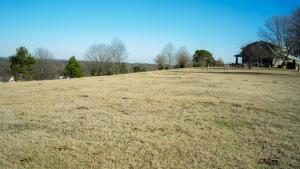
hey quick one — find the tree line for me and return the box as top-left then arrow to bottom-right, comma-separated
5,40 -> 225,81
6,39 -> 130,81
8,46 -> 83,80
154,43 -> 224,69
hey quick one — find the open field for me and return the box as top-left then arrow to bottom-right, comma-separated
0,68 -> 299,169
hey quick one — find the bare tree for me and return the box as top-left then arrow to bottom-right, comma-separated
214,57 -> 225,66
161,43 -> 175,68
259,16 -> 293,62
109,39 -> 128,74
176,47 -> 190,68
85,44 -> 110,76
154,54 -> 167,70
32,48 -> 56,80
290,7 -> 300,57
85,39 -> 128,76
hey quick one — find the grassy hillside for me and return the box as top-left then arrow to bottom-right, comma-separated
0,68 -> 299,168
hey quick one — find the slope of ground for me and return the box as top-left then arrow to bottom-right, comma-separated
0,68 -> 299,169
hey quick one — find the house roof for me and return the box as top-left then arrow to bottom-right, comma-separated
234,54 -> 242,57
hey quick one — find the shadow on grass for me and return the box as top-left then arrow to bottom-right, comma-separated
200,72 -> 289,76
170,70 -> 299,77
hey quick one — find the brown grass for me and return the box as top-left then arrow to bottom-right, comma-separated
0,68 -> 299,168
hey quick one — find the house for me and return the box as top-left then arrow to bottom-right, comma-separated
236,41 -> 300,69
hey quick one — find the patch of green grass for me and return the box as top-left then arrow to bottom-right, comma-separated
213,117 -> 255,131
214,118 -> 239,130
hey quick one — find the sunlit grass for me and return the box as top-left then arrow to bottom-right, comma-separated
0,68 -> 299,168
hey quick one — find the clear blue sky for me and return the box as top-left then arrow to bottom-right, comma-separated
0,0 -> 299,63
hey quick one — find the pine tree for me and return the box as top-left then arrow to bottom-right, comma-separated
64,56 -> 83,78
9,46 -> 36,81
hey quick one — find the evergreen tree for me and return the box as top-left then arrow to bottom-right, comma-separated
9,46 -> 36,81
64,56 -> 83,78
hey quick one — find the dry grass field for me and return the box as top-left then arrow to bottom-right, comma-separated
0,68 -> 299,169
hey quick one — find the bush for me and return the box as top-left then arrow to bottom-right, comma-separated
133,66 -> 146,72
119,62 -> 128,74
